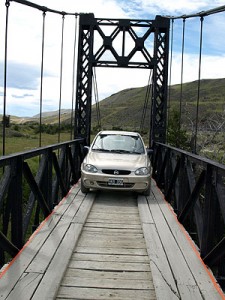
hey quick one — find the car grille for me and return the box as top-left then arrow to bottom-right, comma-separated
97,181 -> 134,188
102,169 -> 131,175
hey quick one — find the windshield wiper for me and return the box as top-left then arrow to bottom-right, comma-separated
131,151 -> 143,154
92,148 -> 112,152
110,149 -> 132,154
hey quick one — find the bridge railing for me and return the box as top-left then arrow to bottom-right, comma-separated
0,139 -> 84,268
152,142 -> 225,287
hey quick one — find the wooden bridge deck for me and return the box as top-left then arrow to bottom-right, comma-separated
0,180 -> 224,299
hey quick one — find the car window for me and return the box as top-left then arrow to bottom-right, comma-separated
92,134 -> 145,154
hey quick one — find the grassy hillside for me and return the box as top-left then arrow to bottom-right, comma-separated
1,78 -> 224,161
7,78 -> 225,132
92,78 -> 225,132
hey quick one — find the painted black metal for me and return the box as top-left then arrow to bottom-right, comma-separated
152,142 -> 225,283
23,162 -> 51,218
0,139 -> 84,267
178,169 -> 206,223
74,14 -> 170,146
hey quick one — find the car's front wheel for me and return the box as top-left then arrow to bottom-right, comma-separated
143,185 -> 150,196
81,179 -> 89,194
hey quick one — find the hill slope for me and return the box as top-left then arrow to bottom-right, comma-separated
9,78 -> 225,131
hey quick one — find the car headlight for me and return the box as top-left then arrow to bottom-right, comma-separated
83,164 -> 98,173
135,167 -> 149,175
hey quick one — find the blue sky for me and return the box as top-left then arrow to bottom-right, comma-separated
0,0 -> 225,117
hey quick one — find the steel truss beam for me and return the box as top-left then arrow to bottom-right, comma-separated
74,14 -> 170,145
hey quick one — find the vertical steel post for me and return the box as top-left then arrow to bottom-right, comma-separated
74,14 -> 95,145
150,16 -> 170,146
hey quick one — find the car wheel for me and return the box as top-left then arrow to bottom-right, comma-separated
81,179 -> 89,194
143,185 -> 150,196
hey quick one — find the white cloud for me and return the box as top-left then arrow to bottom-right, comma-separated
0,0 -> 225,116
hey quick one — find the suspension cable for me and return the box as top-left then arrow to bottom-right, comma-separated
167,19 -> 174,142
70,15 -> 78,140
140,69 -> 153,133
167,4 -> 225,19
3,0 -> 10,156
92,68 -> 102,131
168,19 -> 174,108
179,18 -> 186,131
39,11 -> 46,148
9,0 -> 80,16
58,14 -> 65,144
194,16 -> 204,153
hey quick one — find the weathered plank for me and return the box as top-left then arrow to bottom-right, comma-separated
83,226 -> 143,235
88,211 -> 140,220
75,246 -> 148,256
3,273 -> 42,300
0,184 -> 81,299
142,222 -> 180,299
65,268 -> 152,280
72,252 -> 149,263
56,286 -> 155,300
138,195 -> 180,299
76,236 -> 146,249
147,189 -> 203,299
84,222 -> 141,229
151,181 -> 225,300
138,195 -> 154,224
70,260 -> 151,272
56,191 -> 156,300
32,193 -> 95,300
0,185 -> 94,300
61,276 -> 154,289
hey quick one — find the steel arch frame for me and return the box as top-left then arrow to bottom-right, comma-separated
74,14 -> 170,146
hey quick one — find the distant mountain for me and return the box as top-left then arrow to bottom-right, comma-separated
9,78 -> 225,131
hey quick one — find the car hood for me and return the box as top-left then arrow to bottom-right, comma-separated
84,151 -> 149,170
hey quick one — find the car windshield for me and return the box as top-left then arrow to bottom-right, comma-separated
92,133 -> 145,154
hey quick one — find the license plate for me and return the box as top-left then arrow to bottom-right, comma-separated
108,178 -> 124,186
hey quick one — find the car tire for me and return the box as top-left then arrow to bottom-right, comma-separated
143,185 -> 150,196
81,179 -> 89,194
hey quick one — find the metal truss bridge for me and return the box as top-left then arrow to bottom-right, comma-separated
0,1 -> 225,299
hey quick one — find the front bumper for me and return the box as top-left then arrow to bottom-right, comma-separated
81,171 -> 151,192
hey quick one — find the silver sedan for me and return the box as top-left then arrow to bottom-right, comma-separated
81,131 -> 152,195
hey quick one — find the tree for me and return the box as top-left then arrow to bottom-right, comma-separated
167,109 -> 190,150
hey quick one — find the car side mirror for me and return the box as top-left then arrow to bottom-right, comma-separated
83,145 -> 90,155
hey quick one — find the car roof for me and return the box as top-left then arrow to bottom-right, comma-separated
98,130 -> 140,137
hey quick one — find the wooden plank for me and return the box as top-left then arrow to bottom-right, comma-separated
148,185 -> 203,298
75,246 -> 148,256
138,194 -> 180,299
32,193 -> 95,299
138,195 -> 154,224
27,195 -> 84,273
73,193 -> 95,224
56,191 -> 156,300
84,222 -> 141,229
88,211 -> 140,220
60,276 -> 154,289
91,206 -> 138,214
4,273 -> 42,300
65,268 -> 152,280
151,181 -> 225,300
31,222 -> 83,300
56,286 -> 155,300
0,184 -> 82,299
142,223 -> 180,299
72,252 -> 149,263
86,218 -> 141,225
79,231 -> 144,242
77,236 -> 146,249
82,226 -> 143,234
